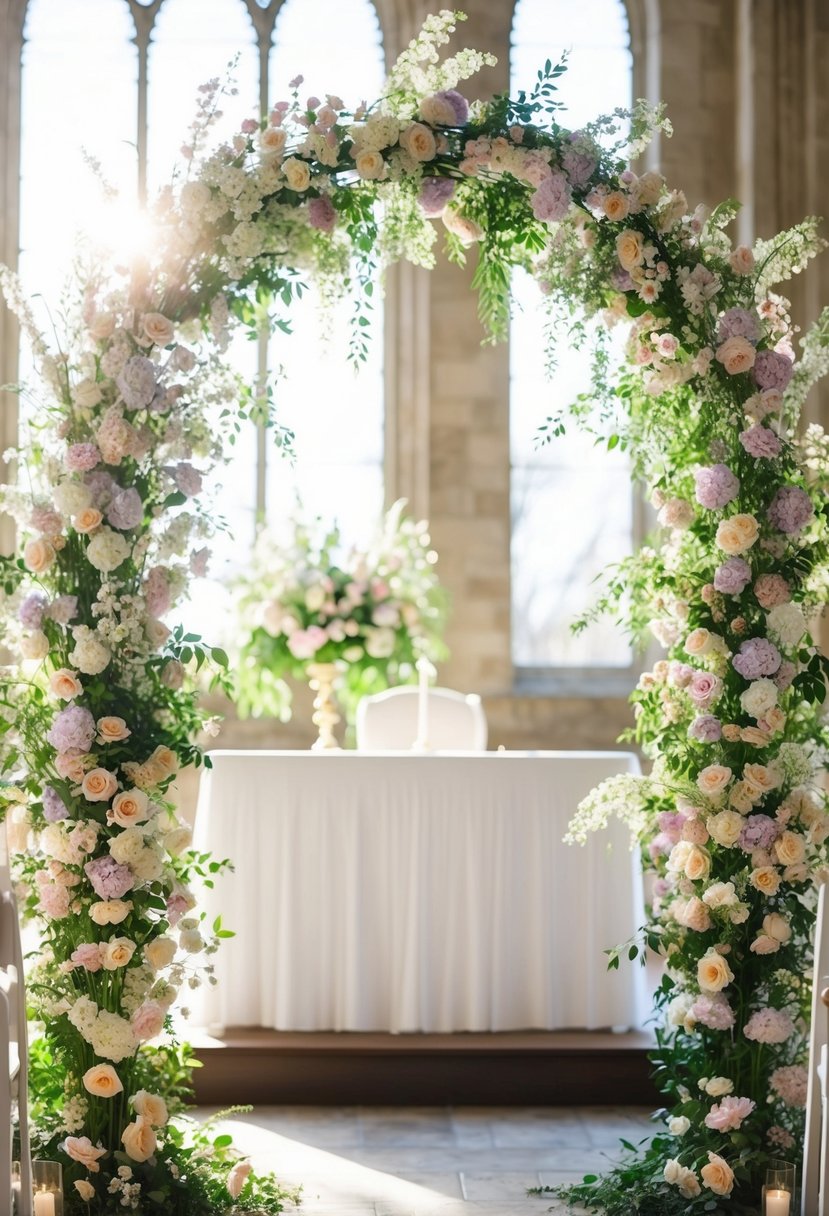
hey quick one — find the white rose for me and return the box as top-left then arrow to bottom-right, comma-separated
86,527 -> 130,573
109,828 -> 146,866
20,631 -> 50,661
142,313 -> 174,346
73,379 -> 103,409
282,157 -> 311,191
704,1076 -> 734,1097
702,881 -> 738,909
706,811 -> 744,848
131,846 -> 164,883
740,678 -> 778,720
90,899 -> 132,925
54,480 -> 93,516
179,928 -> 205,954
668,1116 -> 690,1135
164,825 -> 192,856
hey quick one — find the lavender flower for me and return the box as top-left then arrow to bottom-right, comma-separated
46,705 -> 96,753
767,485 -> 814,535
689,715 -> 722,743
85,470 -> 116,508
307,195 -> 337,232
117,356 -> 157,409
733,637 -> 782,679
753,349 -> 793,391
561,132 -> 598,187
418,177 -> 457,218
84,855 -> 134,900
717,307 -> 760,344
45,595 -> 78,626
530,171 -> 572,223
739,814 -> 780,852
107,487 -> 143,531
694,464 -> 740,510
740,425 -> 782,459
434,88 -> 469,124
42,785 -> 69,822
19,591 -> 48,630
713,557 -> 751,595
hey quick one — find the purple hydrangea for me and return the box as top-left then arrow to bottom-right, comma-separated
42,785 -> 69,822
530,171 -> 572,223
739,814 -> 780,852
106,487 -> 143,530
19,591 -> 48,630
775,661 -> 796,691
46,705 -> 96,754
753,349 -> 793,391
434,88 -> 469,125
117,355 -> 157,409
307,195 -> 337,232
84,855 -> 135,900
717,307 -> 760,344
732,637 -> 782,679
767,485 -> 814,535
713,557 -> 752,595
418,176 -> 457,218
740,425 -> 782,459
174,462 -> 203,497
689,715 -> 722,742
45,595 -> 78,626
65,443 -> 100,473
85,470 -> 116,508
694,463 -> 740,509
657,811 -> 686,844
561,132 -> 598,187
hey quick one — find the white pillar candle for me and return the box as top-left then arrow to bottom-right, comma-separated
765,1189 -> 790,1216
33,1190 -> 56,1216
414,656 -> 434,750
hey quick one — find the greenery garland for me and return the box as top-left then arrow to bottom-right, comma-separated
0,8 -> 827,1213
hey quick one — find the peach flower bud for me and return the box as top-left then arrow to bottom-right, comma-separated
83,1063 -> 123,1098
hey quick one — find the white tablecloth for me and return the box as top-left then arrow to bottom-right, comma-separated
193,750 -> 647,1033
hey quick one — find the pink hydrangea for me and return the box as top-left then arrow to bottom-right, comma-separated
767,485 -> 814,535
704,1095 -> 755,1132
117,355 -> 157,409
754,573 -> 791,608
694,464 -> 740,510
174,463 -> 203,498
775,661 -> 796,691
739,815 -> 780,852
657,811 -> 687,845
30,505 -> 63,534
689,715 -> 722,742
46,594 -> 79,626
691,993 -> 735,1031
287,625 -> 328,660
71,943 -> 103,972
754,349 -> 793,391
768,1125 -> 795,1151
561,131 -> 598,187
37,878 -> 71,919
744,1008 -> 795,1044
770,1064 -> 808,1108
732,637 -> 781,679
740,425 -> 782,459
308,195 -> 337,231
42,785 -> 69,822
65,443 -> 101,472
144,567 -> 171,618
85,469 -> 116,507
714,557 -> 751,595
530,171 -> 572,223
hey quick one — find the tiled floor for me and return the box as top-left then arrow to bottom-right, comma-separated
198,1105 -> 654,1215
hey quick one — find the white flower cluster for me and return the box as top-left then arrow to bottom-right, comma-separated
68,997 -> 138,1063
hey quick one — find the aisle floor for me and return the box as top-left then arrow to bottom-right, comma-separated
201,1104 -> 654,1215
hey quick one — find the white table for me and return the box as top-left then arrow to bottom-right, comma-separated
193,750 -> 647,1034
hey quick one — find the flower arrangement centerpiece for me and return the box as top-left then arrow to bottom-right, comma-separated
235,500 -> 448,743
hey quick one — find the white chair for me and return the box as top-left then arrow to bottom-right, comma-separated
0,845 -> 32,1216
355,685 -> 488,751
803,881 -> 829,1215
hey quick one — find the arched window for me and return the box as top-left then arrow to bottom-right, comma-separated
15,0 -> 385,635
510,0 -> 635,682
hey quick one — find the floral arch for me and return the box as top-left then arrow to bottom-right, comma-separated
1,10 -> 829,1214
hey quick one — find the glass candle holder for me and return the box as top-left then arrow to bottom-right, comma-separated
762,1159 -> 796,1216
32,1160 -> 64,1216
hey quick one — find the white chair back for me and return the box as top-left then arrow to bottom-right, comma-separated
802,881 -> 829,1216
0,829 -> 32,1216
356,685 -> 488,751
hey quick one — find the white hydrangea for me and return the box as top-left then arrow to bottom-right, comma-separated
53,479 -> 92,517
740,678 -> 778,720
69,625 -> 111,675
86,527 -> 131,573
766,602 -> 807,650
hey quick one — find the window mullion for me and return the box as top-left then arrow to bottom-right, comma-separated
125,0 -> 163,205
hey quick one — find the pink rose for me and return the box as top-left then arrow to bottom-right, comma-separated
227,1161 -> 253,1200
704,1095 -> 755,1132
287,626 -> 328,660
131,1001 -> 165,1042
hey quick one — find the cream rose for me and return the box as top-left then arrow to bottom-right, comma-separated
97,715 -> 131,744
715,335 -> 756,375
83,1063 -> 123,1098
89,899 -> 132,926
616,228 -> 644,270
740,679 -> 778,720
716,514 -> 759,555
121,1115 -> 157,1163
164,824 -> 192,856
24,537 -> 56,574
683,845 -> 711,882
704,1076 -> 733,1097
75,1180 -> 96,1201
636,171 -> 664,205
750,866 -> 781,896
148,745 -> 178,778
64,1136 -> 106,1172
144,935 -> 177,971
775,830 -> 806,867
101,937 -> 136,970
20,632 -> 50,661
110,789 -> 150,827
706,810 -> 744,848
400,122 -> 437,162
354,149 -> 386,180
697,765 -> 732,801
728,782 -> 755,814
730,244 -> 755,275
676,896 -> 711,932
89,311 -> 116,341
282,157 -> 311,191
697,948 -> 734,992
702,881 -> 738,909
685,628 -> 713,656
132,1090 -> 168,1126
443,208 -> 484,245
81,768 -> 118,802
73,378 -> 102,409
668,1115 -> 690,1136
602,191 -> 630,222
763,912 -> 791,943
142,312 -> 174,346
701,1153 -> 734,1196
260,126 -> 287,157
50,668 -> 83,700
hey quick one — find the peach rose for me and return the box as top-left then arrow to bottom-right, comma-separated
716,514 -> 759,555
616,228 -> 644,270
742,764 -> 779,797
750,933 -> 780,954
121,1115 -> 157,1163
729,245 -> 755,275
131,1090 -> 168,1126
75,1180 -> 95,1201
701,1153 -> 734,1196
697,765 -> 732,801
603,191 -> 630,221
763,912 -> 791,942
109,789 -> 149,828
144,935 -> 176,971
81,768 -> 118,802
676,896 -> 711,932
740,726 -> 771,747
715,335 -> 756,375
89,899 -> 132,926
775,830 -> 806,867
96,716 -> 131,744
83,1063 -> 123,1098
697,949 -> 734,993
56,753 -> 87,782
100,937 -> 136,970
64,1136 -> 106,1172
685,628 -> 713,656
142,312 -> 174,346
400,122 -> 437,162
23,537 -> 56,573
684,844 -> 711,882
750,866 -> 781,896
354,149 -> 386,180
73,508 -> 103,535
443,208 -> 484,245
729,781 -> 755,814
50,668 -> 83,700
